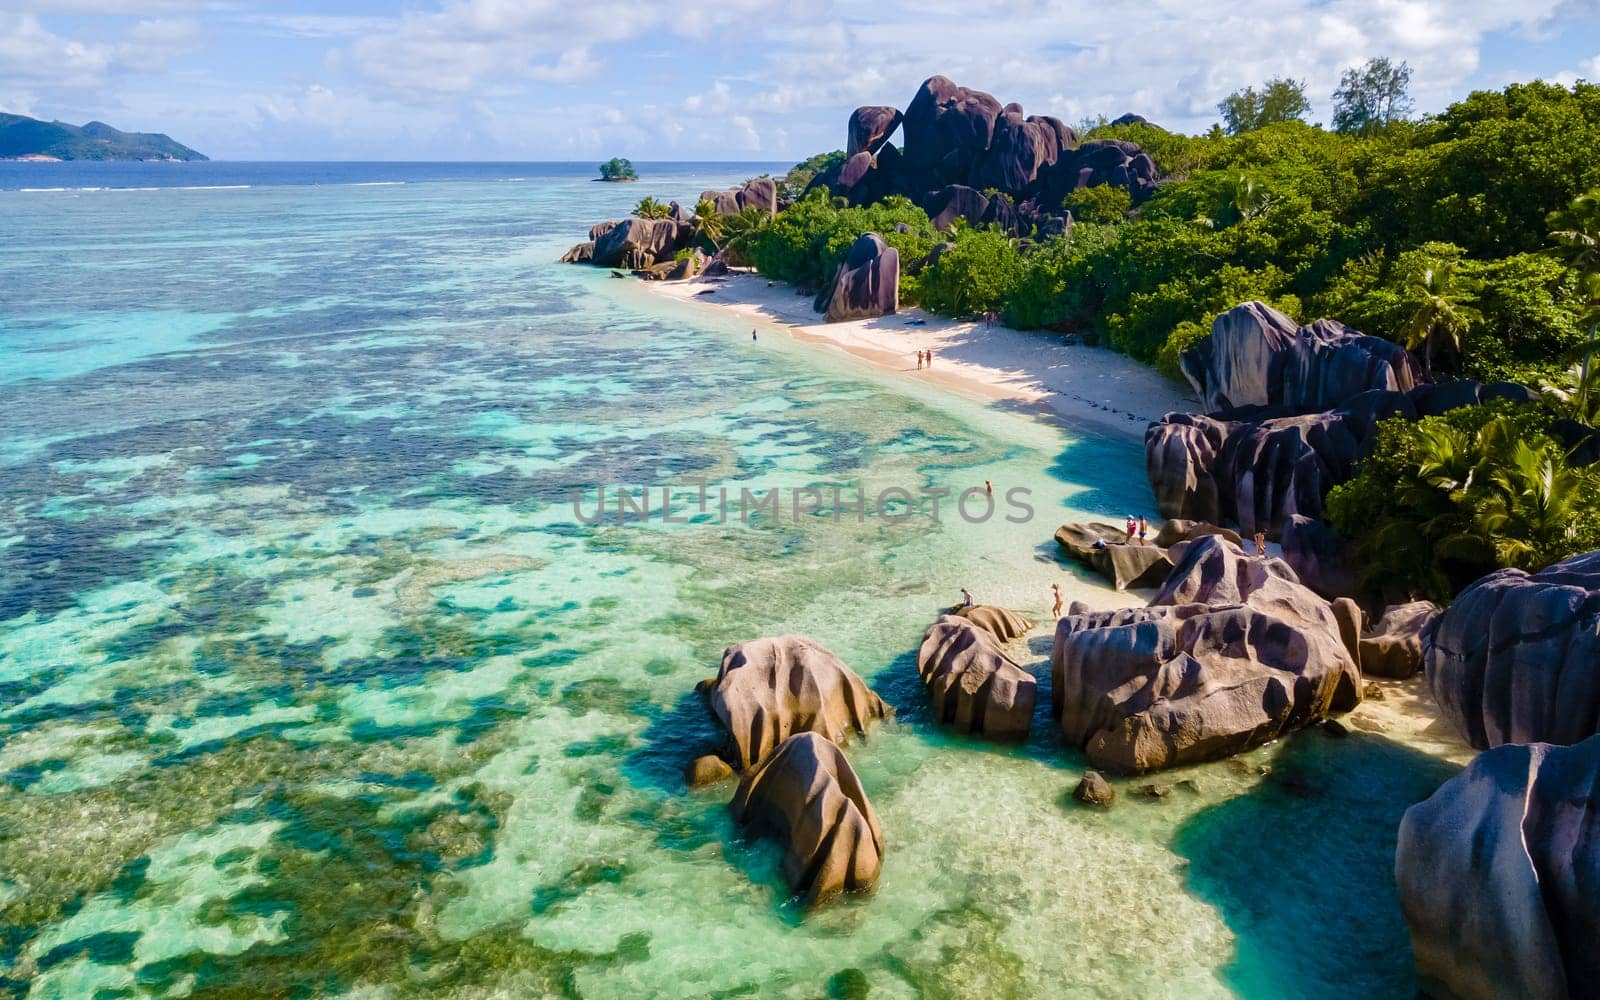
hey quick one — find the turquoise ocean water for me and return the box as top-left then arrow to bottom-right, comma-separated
0,163 -> 1459,998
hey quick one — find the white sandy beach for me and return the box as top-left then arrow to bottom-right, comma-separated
643,271 -> 1197,442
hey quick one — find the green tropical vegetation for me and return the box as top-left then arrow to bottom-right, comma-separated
727,76 -> 1600,599
598,157 -> 638,182
633,196 -> 671,219
1217,78 -> 1311,135
746,79 -> 1600,392
1325,402 -> 1600,601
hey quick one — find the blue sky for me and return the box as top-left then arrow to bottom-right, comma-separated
3,1 -> 1599,161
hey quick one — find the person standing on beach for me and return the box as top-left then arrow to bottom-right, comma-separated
917,351 -> 924,370
926,349 -> 934,367
1137,515 -> 1148,543
1125,515 -> 1136,541
960,587 -> 974,608
984,479 -> 993,496
1051,582 -> 1063,618
751,329 -> 757,341
1254,531 -> 1267,556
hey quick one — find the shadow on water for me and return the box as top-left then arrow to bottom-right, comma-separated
1170,730 -> 1461,999
622,686 -> 725,795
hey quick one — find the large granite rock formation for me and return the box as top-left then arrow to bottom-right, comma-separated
949,604 -> 1034,642
559,241 -> 595,264
925,184 -> 991,232
1396,734 -> 1600,1000
1179,302 -> 1420,415
730,732 -> 884,907
1424,550 -> 1600,749
848,106 -> 902,157
590,217 -> 690,269
1055,522 -> 1173,590
917,615 -> 1036,740
971,111 -> 1070,193
704,635 -> 890,770
1056,520 -> 1242,591
814,232 -> 899,322
1146,379 -> 1539,538
1360,601 -> 1438,679
1280,514 -> 1356,600
1053,535 -> 1361,772
699,177 -> 780,217
827,77 -> 1148,227
1038,139 -> 1158,207
900,75 -> 1004,193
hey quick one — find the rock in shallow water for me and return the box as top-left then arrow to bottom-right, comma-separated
1397,734 -> 1600,1000
730,732 -> 884,908
917,615 -> 1035,740
1424,550 -> 1600,749
1072,770 -> 1115,807
704,635 -> 890,770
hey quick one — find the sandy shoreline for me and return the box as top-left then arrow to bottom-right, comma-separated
634,268 -> 1465,760
641,271 -> 1196,443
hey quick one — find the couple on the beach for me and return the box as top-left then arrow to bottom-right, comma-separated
915,349 -> 935,370
1124,514 -> 1147,542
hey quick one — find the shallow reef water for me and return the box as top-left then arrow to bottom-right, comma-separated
0,164 -> 1461,998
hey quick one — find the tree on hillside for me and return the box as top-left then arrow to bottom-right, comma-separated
1546,189 -> 1600,417
1402,252 -> 1481,379
1331,58 -> 1414,134
1217,78 -> 1311,135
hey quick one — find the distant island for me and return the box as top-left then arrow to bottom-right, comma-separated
597,157 -> 637,182
0,112 -> 207,162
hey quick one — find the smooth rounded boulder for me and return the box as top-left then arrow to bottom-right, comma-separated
1054,521 -> 1178,591
705,635 -> 890,770
1360,601 -> 1438,679
917,615 -> 1035,740
950,603 -> 1034,642
813,233 -> 899,323
847,105 -> 902,157
730,732 -> 884,908
1424,550 -> 1600,749
1179,301 -> 1418,415
1397,734 -> 1600,1000
1053,535 -> 1361,773
591,217 -> 690,269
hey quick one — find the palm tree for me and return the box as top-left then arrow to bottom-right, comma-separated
690,199 -> 726,253
719,205 -> 771,265
634,196 -> 671,220
1537,359 -> 1600,424
1220,173 -> 1271,225
1474,437 -> 1582,571
1547,190 -> 1600,418
1400,255 -> 1480,380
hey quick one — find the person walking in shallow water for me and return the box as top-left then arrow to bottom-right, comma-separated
751,329 -> 757,341
984,479 -> 993,496
1051,582 -> 1063,618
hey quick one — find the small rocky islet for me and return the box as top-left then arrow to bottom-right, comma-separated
569,74 -> 1600,997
